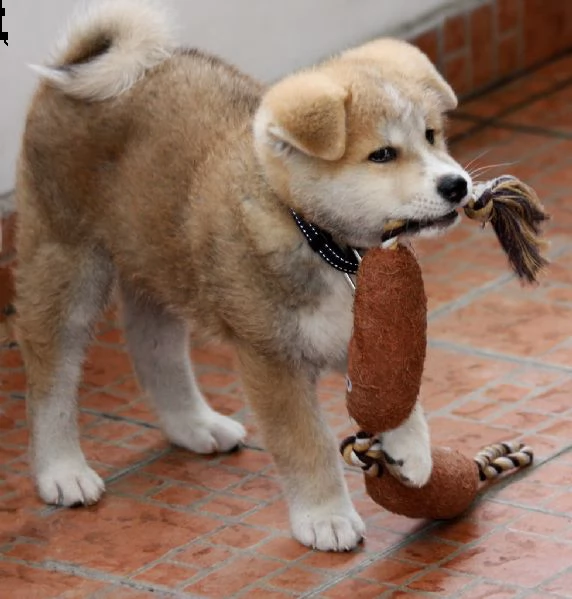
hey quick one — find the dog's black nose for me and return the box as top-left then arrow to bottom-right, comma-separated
437,175 -> 468,204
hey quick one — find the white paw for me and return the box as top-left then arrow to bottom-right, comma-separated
381,403 -> 432,488
36,460 -> 105,506
163,409 -> 246,454
382,442 -> 433,487
290,501 -> 365,552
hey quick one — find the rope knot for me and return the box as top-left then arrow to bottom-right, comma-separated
340,432 -> 384,477
464,192 -> 494,223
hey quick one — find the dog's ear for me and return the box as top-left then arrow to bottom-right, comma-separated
344,39 -> 458,111
257,72 -> 350,161
422,68 -> 458,112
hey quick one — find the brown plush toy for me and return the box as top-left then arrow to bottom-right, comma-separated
340,175 -> 548,520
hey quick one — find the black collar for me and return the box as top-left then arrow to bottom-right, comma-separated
290,209 -> 360,275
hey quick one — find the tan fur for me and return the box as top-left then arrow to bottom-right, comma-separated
15,0 -> 470,551
341,38 -> 458,111
261,72 -> 351,160
30,0 -> 175,100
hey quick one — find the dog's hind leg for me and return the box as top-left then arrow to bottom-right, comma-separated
16,242 -> 114,506
120,284 -> 246,453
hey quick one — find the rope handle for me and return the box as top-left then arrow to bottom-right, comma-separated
474,441 -> 533,481
340,433 -> 533,481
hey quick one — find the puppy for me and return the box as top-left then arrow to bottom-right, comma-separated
15,0 -> 471,551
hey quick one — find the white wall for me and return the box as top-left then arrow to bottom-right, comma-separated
0,0 -> 449,194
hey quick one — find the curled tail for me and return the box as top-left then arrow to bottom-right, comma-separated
31,0 -> 175,101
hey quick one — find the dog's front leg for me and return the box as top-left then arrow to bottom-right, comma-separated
380,399 -> 433,487
237,345 -> 364,551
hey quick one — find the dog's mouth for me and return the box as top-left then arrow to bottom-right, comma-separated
380,210 -> 459,242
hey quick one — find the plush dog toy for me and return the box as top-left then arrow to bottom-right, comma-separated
341,175 -> 548,519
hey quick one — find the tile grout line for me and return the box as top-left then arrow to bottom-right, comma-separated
303,444 -> 572,597
1,556 -> 205,599
453,113 -> 572,141
457,48 -> 572,106
377,442 -> 572,598
428,339 -> 572,374
449,72 -> 572,144
427,243 -> 570,325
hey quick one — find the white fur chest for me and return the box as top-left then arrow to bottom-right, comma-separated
297,269 -> 354,367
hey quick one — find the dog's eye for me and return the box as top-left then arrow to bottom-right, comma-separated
425,129 -> 435,145
368,147 -> 397,163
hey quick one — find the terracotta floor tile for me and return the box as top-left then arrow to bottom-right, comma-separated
143,452 -> 247,491
207,523 -> 269,548
508,512 -> 572,537
458,582 -> 520,599
385,590 -> 428,598
174,542 -> 234,569
12,496 -> 220,575
453,400 -> 502,420
0,562 -> 104,599
524,381 -> 572,414
300,545 -> 370,571
503,86 -> 572,133
111,377 -> 142,398
368,511 -> 427,535
392,538 -> 459,565
108,472 -> 166,497
545,490 -> 572,515
197,370 -> 239,391
257,536 -> 311,560
360,558 -> 423,585
191,343 -> 237,370
359,525 -> 407,554
81,439 -> 160,470
82,346 -> 133,387
242,587 -> 295,599
0,371 -> 27,394
150,484 -> 209,506
465,501 -> 528,525
407,569 -> 475,595
200,494 -> 258,517
429,293 -> 572,358
85,419 -> 144,442
133,562 -> 198,585
493,478 -> 559,507
243,501 -> 291,531
421,349 -> 515,411
445,530 -> 572,587
518,433 -> 570,459
484,384 -> 531,403
321,577 -> 391,598
95,587 -> 159,598
491,410 -> 553,432
232,475 -> 283,501
185,555 -> 282,598
428,417 -> 514,454
80,390 -> 132,413
432,519 -> 494,544
115,400 -> 156,424
541,570 -> 572,598
219,448 -> 273,472
538,418 -> 572,438
526,460 -> 572,486
267,566 -> 328,592
205,391 -> 245,416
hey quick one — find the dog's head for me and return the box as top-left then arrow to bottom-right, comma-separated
254,38 -> 471,247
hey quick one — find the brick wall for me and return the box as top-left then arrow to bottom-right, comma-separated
410,0 -> 572,99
